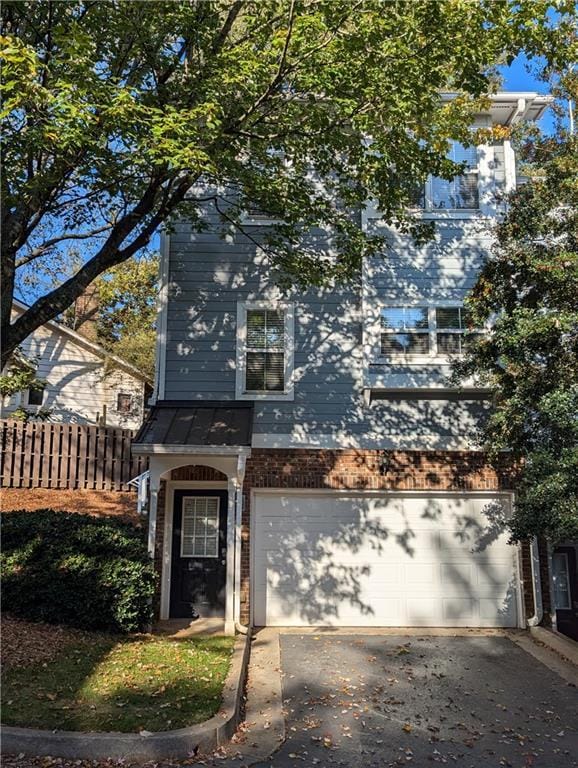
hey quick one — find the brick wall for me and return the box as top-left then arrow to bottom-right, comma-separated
239,449 -> 517,624
150,451 -> 536,628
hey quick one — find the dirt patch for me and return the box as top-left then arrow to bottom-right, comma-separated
1,615 -> 96,670
0,488 -> 140,523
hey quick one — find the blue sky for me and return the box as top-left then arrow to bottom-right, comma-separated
500,53 -> 557,133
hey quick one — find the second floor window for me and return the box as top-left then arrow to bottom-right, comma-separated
236,301 -> 295,400
413,142 -> 479,211
246,309 -> 285,392
379,305 -> 481,359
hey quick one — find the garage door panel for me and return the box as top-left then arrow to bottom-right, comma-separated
253,493 -> 519,628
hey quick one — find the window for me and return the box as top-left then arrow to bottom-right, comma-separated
236,302 -> 294,400
246,309 -> 285,392
181,497 -> 219,558
552,552 -> 571,610
117,393 -> 133,413
379,305 -> 481,359
414,142 -> 479,211
381,307 -> 430,355
26,384 -> 45,407
436,307 -> 482,355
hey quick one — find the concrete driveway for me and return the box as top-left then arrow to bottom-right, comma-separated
256,633 -> 578,768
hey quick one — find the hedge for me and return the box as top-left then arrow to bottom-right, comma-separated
1,510 -> 157,633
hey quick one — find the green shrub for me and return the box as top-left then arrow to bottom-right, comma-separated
1,510 -> 157,633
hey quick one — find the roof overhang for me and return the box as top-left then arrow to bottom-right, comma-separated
440,91 -> 553,125
132,400 -> 254,454
132,443 -> 251,456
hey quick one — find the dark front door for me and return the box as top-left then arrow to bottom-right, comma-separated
170,490 -> 227,619
553,546 -> 578,641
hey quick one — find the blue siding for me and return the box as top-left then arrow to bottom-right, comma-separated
162,144 -> 507,448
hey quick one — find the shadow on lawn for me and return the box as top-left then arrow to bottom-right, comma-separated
1,633 -> 233,733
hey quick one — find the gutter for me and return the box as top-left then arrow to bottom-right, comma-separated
527,537 -> 543,627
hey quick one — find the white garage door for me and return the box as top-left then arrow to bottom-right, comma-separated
253,492 -> 519,627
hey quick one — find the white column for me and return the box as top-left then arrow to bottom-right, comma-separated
234,454 -> 247,626
503,139 -> 517,195
225,478 -> 237,635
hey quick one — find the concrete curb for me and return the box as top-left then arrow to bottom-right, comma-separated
1,633 -> 250,762
529,626 -> 578,666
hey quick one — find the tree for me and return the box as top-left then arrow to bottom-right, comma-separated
93,254 -> 158,379
0,348 -> 48,421
2,0 -> 575,367
454,88 -> 578,542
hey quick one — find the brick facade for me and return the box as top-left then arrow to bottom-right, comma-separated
239,449 -> 517,624
152,450 -> 547,628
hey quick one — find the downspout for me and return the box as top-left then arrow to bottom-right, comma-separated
234,453 -> 249,634
527,537 -> 543,627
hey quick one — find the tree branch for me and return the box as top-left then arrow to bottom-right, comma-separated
16,224 -> 115,267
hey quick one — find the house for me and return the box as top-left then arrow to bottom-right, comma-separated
2,300 -> 149,430
133,92 -> 574,637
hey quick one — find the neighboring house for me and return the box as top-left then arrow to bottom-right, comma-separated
134,92 -> 573,636
2,300 -> 149,430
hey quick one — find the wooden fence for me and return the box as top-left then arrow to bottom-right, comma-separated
0,420 -> 147,491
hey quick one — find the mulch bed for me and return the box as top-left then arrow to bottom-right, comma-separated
1,615 -> 95,671
0,489 -> 140,524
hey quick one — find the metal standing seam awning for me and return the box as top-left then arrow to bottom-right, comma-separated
132,400 -> 254,453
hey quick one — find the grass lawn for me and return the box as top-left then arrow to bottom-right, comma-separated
2,628 -> 235,733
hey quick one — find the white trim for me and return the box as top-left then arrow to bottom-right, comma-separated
503,139 -> 517,195
250,488 -> 519,629
478,142 -> 496,217
163,481 -> 228,490
132,444 -> 252,456
251,431 -> 487,451
152,229 -> 170,403
234,454 -> 247,626
160,482 -> 231,622
514,537 -> 526,629
225,479 -> 237,633
363,301 -> 487,368
253,487 -> 514,498
240,211 -> 283,226
235,300 -> 295,401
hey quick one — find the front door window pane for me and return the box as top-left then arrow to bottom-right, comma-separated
181,497 -> 219,558
553,553 -> 571,609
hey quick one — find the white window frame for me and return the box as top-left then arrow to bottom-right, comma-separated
369,301 -> 484,364
180,496 -> 220,559
25,385 -> 45,407
552,552 -> 572,610
116,392 -> 133,413
413,143 -> 481,214
362,141 -> 495,228
235,300 -> 295,401
240,207 -> 282,226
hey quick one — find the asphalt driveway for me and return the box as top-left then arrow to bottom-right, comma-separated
258,634 -> 578,768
